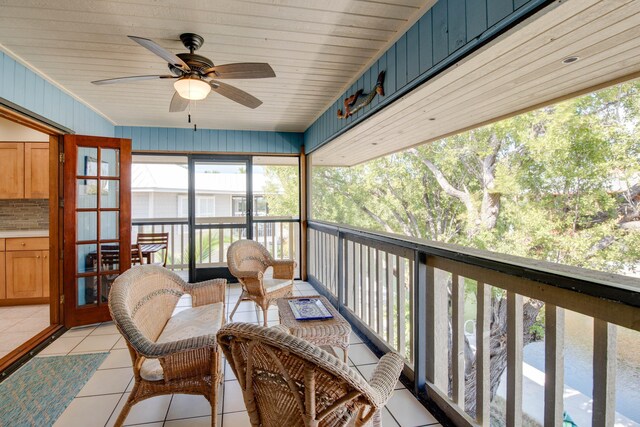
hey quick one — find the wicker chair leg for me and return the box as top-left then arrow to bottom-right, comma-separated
229,290 -> 246,321
113,389 -> 138,427
261,305 -> 268,326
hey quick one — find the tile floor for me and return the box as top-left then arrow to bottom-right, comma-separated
37,282 -> 440,427
0,303 -> 50,359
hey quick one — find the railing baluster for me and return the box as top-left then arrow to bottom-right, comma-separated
408,257 -> 414,363
355,243 -> 361,317
544,304 -> 564,426
360,244 -> 366,320
397,255 -> 406,357
289,222 -> 294,261
593,319 -> 617,426
476,281 -> 491,425
369,247 -> 374,328
506,291 -> 523,426
387,252 -> 394,348
451,273 -> 465,405
376,249 -> 383,335
426,264 -> 448,390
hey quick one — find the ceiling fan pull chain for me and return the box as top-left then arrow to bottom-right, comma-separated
188,113 -> 191,123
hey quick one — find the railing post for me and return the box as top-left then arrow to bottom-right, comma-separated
337,231 -> 344,310
425,258 -> 448,392
413,251 -> 427,394
544,304 -> 564,426
593,319 -> 617,426
506,291 -> 523,426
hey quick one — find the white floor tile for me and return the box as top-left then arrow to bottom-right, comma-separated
348,343 -> 380,366
227,301 -> 256,314
62,325 -> 97,338
10,316 -> 51,333
38,336 -> 84,355
113,336 -> 128,350
229,310 -> 258,323
98,348 -> 133,370
89,322 -> 119,336
108,393 -> 172,426
71,334 -> 120,353
224,361 -> 236,381
53,393 -> 122,427
77,367 -> 133,396
166,415 -> 219,426
223,381 -> 247,414
386,389 -> 439,426
166,394 -> 213,420
222,411 -> 252,427
382,408 -> 400,426
349,332 -> 363,344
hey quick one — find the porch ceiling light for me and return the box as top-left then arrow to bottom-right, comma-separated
174,76 -> 211,100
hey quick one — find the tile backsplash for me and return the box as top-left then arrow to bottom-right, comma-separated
0,199 -> 49,230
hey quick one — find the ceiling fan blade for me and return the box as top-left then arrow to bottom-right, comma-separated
204,63 -> 275,79
128,35 -> 190,72
169,91 -> 189,112
210,80 -> 262,109
91,75 -> 176,85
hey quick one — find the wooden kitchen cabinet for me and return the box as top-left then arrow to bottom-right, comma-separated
0,142 -> 49,199
0,143 -> 25,199
1,237 -> 49,303
5,250 -> 44,299
24,143 -> 49,198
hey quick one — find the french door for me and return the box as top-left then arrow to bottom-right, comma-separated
63,135 -> 131,327
189,156 -> 252,282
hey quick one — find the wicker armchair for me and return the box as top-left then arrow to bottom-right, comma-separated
108,265 -> 226,427
227,240 -> 296,326
217,323 -> 404,427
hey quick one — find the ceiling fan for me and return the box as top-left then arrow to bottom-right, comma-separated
91,33 -> 275,111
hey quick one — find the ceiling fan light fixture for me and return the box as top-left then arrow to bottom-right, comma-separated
174,77 -> 211,100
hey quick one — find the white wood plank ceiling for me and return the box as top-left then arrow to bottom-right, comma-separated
313,0 -> 640,166
0,0 -> 431,132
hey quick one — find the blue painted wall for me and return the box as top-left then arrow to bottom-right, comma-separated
0,50 -> 114,136
116,126 -> 303,154
304,0 -> 552,153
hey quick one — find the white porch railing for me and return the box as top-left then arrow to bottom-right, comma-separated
308,220 -> 640,426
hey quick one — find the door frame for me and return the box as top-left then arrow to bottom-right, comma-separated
188,155 -> 253,282
0,104 -> 66,374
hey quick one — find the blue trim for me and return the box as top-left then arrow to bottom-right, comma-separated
116,126 -> 303,154
0,51 -> 114,136
303,0 -> 554,154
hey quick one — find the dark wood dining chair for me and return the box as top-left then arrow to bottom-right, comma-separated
136,232 -> 169,267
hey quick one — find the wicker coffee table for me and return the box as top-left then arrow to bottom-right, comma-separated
277,295 -> 351,362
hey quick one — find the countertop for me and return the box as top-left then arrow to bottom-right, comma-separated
0,229 -> 49,238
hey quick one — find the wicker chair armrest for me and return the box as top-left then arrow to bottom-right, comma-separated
234,270 -> 264,280
184,278 -> 227,307
269,324 -> 291,334
136,334 -> 217,359
271,260 -> 296,279
158,345 -> 220,381
365,352 -> 404,407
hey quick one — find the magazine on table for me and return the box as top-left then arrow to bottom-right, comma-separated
288,298 -> 333,321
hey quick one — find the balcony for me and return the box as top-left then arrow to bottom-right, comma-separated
305,220 -> 640,426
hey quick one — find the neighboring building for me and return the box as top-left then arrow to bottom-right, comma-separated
132,163 -> 269,220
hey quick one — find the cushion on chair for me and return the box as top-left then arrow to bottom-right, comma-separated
140,302 -> 224,381
262,278 -> 292,293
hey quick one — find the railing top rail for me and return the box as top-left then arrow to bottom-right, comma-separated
308,220 -> 640,309
133,216 -> 299,226
133,218 -> 189,225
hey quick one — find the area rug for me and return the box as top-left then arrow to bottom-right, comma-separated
0,352 -> 108,426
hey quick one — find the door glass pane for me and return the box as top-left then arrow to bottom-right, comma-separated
78,147 -> 98,176
194,162 -> 247,225
77,180 -> 98,208
100,148 -> 119,177
77,276 -> 98,306
100,273 -> 117,302
77,211 -> 97,241
77,243 -> 98,273
101,180 -> 119,208
100,211 -> 119,240
100,244 -> 120,272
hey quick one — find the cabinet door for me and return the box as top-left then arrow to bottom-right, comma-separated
0,252 -> 5,300
42,250 -> 50,298
6,250 -> 43,299
25,143 -> 49,199
0,143 -> 25,199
